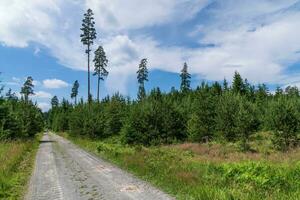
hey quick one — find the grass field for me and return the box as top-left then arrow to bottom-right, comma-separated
0,136 -> 40,199
59,132 -> 300,200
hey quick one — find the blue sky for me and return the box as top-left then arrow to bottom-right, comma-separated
1,0 -> 300,111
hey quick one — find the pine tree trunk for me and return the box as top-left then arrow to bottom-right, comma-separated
87,44 -> 91,104
97,76 -> 100,103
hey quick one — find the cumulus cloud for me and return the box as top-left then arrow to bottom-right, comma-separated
34,91 -> 52,99
86,0 -> 210,31
1,0 -> 300,94
186,0 -> 300,83
43,79 -> 69,89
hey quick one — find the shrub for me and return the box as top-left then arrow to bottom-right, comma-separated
121,93 -> 185,145
267,96 -> 300,150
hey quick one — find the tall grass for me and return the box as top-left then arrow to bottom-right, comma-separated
62,133 -> 300,200
0,136 -> 40,199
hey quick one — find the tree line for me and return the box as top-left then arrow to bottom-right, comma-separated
0,76 -> 44,140
47,62 -> 300,151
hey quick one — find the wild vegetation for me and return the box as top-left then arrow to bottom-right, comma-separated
49,70 -> 300,152
0,76 -> 44,140
0,137 -> 40,199
0,75 -> 44,199
58,132 -> 300,200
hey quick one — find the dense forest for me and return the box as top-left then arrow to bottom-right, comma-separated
47,68 -> 300,152
0,76 -> 44,140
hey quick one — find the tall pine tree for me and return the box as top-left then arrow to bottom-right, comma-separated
93,46 -> 108,102
180,62 -> 191,92
137,58 -> 148,100
80,8 -> 96,103
20,76 -> 34,103
71,80 -> 80,105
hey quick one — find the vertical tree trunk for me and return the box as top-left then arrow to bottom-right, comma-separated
97,76 -> 100,103
75,96 -> 77,105
87,45 -> 91,104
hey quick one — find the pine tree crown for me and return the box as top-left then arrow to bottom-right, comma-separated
80,9 -> 97,48
93,45 -> 109,80
137,58 -> 148,84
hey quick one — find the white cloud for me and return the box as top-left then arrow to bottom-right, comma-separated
86,0 -> 210,31
185,1 -> 300,83
43,79 -> 69,89
1,0 -> 300,95
37,102 -> 51,112
34,91 -> 52,99
12,77 -> 20,82
33,80 -> 40,86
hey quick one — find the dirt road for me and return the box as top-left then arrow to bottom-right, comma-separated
25,133 -> 173,200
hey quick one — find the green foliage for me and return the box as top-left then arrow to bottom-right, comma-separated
0,136 -> 40,199
216,92 -> 240,141
267,96 -> 300,150
103,94 -> 127,137
122,88 -> 185,145
180,62 -> 191,92
187,90 -> 217,142
48,71 -> 300,151
236,97 -> 259,151
232,71 -> 245,95
215,93 -> 259,148
0,97 -> 43,140
67,134 -> 300,200
93,46 -> 108,102
137,58 -> 148,100
219,162 -> 300,192
80,8 -> 96,47
51,96 -> 59,108
20,76 -> 34,102
71,80 -> 79,104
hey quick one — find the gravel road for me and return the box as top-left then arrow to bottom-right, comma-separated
25,133 -> 173,200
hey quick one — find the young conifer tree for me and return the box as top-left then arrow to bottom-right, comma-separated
180,62 -> 191,92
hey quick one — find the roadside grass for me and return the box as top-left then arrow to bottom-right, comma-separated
59,132 -> 300,200
0,135 -> 41,199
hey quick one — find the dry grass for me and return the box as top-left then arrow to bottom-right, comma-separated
169,142 -> 300,164
175,171 -> 199,185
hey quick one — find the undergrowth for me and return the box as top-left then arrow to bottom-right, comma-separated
60,132 -> 300,200
0,135 -> 40,199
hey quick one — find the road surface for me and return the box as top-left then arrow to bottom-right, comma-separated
25,133 -> 173,200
